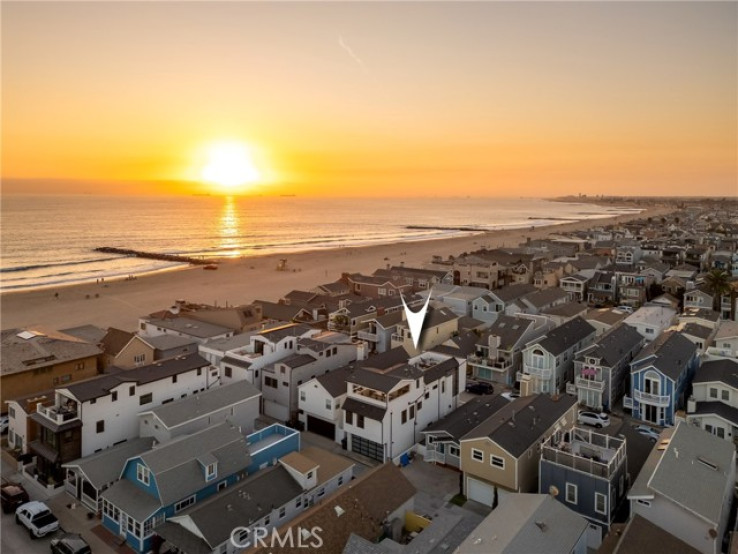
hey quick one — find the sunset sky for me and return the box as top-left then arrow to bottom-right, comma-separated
2,1 -> 736,197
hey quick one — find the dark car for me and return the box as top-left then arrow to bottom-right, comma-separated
51,534 -> 92,554
1,483 -> 29,514
466,381 -> 494,395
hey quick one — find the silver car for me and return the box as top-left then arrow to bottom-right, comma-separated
577,410 -> 610,428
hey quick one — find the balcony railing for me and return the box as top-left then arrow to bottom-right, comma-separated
36,403 -> 79,424
468,356 -> 512,372
575,377 -> 605,392
566,382 -> 577,395
522,365 -> 552,380
633,389 -> 670,407
357,330 -> 378,341
623,396 -> 633,410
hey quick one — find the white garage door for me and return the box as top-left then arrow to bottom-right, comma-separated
466,477 -> 494,506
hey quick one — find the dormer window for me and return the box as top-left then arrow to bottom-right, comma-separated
137,464 -> 150,486
206,462 -> 217,481
307,470 -> 314,479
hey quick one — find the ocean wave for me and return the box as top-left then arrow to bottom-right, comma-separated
0,256 -> 121,273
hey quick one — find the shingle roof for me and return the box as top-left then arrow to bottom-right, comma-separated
342,397 -> 387,421
59,325 -> 107,345
680,322 -> 714,340
491,284 -> 538,303
613,515 -> 700,554
631,331 -> 696,381
1,327 -> 102,376
521,288 -> 568,308
100,328 -> 135,356
144,317 -> 234,339
143,381 -> 260,428
536,317 -> 596,356
279,353 -> 316,369
647,422 -> 734,524
62,437 -> 155,489
141,334 -> 197,351
424,395 -> 509,441
100,478 -> 162,521
692,401 -> 738,426
314,366 -> 352,398
462,394 -> 578,457
485,315 -> 534,351
575,324 -> 643,367
693,358 -> 738,389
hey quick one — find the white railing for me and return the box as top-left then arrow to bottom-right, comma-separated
468,356 -> 511,371
357,330 -> 378,341
522,365 -> 551,380
575,377 -> 605,392
623,396 -> 633,409
633,389 -> 670,407
36,403 -> 79,424
566,382 -> 577,395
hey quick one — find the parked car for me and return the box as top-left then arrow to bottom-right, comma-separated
466,381 -> 494,395
15,501 -> 59,538
634,424 -> 661,442
1,483 -> 29,514
577,410 -> 610,428
501,391 -> 520,402
0,415 -> 8,434
51,533 -> 92,554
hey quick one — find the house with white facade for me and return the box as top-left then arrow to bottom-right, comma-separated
559,274 -> 590,302
138,316 -> 235,344
707,320 -> 738,359
356,311 -> 403,354
423,284 -> 490,317
519,317 -> 597,395
623,306 -> 677,341
628,423 -> 735,554
686,358 -> 738,443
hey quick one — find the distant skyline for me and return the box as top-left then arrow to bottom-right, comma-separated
2,1 -> 736,197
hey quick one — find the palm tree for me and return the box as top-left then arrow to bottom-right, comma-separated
704,269 -> 731,313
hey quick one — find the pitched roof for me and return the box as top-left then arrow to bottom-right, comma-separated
631,331 -> 696,380
575,324 -> 643,367
62,437 -> 155,489
535,317 -> 596,356
342,397 -> 387,421
143,380 -> 261,428
646,422 -> 734,524
613,515 -> 700,554
491,284 -> 538,303
1,327 -> 102,376
143,317 -> 234,339
485,315 -> 535,350
521,287 -> 568,308
59,325 -> 108,344
462,394 -> 578,457
100,478 -> 163,521
251,463 -> 416,554
424,395 -> 509,441
141,334 -> 197,352
541,302 -> 588,319
314,366 -> 352,398
693,358 -> 738,389
680,322 -> 714,340
100,328 -> 135,356
692,401 -> 738,426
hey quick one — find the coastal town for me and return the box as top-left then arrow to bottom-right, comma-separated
3,198 -> 738,554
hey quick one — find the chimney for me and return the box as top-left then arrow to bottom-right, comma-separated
356,342 -> 367,361
519,374 -> 532,397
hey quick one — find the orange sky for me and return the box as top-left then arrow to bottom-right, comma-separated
2,2 -> 736,197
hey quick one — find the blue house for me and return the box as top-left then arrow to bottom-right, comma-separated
246,423 -> 300,474
626,331 -> 698,427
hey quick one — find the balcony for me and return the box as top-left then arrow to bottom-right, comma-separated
357,330 -> 378,342
575,377 -> 605,392
36,403 -> 79,425
633,389 -> 670,407
521,365 -> 552,380
468,356 -> 512,372
566,382 -> 577,395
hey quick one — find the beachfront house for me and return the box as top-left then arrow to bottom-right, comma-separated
686,358 -> 738,443
340,272 -> 413,299
468,314 -> 553,386
101,328 -> 197,369
138,316 -> 235,344
625,331 -> 698,426
459,394 -> 578,504
372,266 -> 453,291
628,423 -> 735,554
356,311 -> 404,354
29,354 -> 213,485
260,331 -> 357,422
568,324 -> 645,412
518,317 -> 597,395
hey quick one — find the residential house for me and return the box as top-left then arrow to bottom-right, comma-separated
5,389 -> 54,455
254,299 -> 322,326
540,302 -> 589,326
157,447 -> 354,554
569,323 -> 645,411
686,358 -> 738,443
636,259 -> 671,284
468,314 -> 553,386
615,270 -> 652,309
373,266 -> 453,291
100,423 -> 250,553
585,308 -> 630,337
144,300 -> 262,333
357,311 -> 404,354
615,244 -> 642,266
454,494 -> 588,554
249,463 -> 416,554
684,287 -> 715,311
459,394 -> 578,504
138,316 -> 235,344
29,354 -> 214,484
424,284 -> 490,317
517,287 -> 569,315
1,328 -> 101,410
623,306 -> 677,341
342,351 -> 463,461
628,423 -> 735,554
586,271 -> 617,307
612,515 -> 700,554
391,306 -> 459,355
707,320 -> 738,359
62,437 -> 155,512
422,395 -> 509,469
102,330 -> 197,369
625,331 -> 698,426
138,380 -> 261,443
680,307 -> 721,330
539,427 -> 627,547
678,322 -> 716,354
261,332 -> 357,422
340,272 -> 413,299
559,274 -> 590,302
519,317 -> 597,395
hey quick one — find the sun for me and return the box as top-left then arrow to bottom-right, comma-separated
200,142 -> 262,191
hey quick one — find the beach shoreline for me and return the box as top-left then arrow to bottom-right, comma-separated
0,205 -> 674,332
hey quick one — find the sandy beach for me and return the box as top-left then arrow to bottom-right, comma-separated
1,206 -> 673,332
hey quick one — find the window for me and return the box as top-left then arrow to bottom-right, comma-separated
449,445 -> 460,457
137,464 -> 150,485
425,391 -> 430,400
264,514 -> 270,526
111,390 -> 118,402
325,399 -> 332,410
224,367 -> 232,378
717,427 -> 726,439
96,420 -> 105,433
172,375 -> 178,383
637,499 -> 651,508
90,398 -> 96,405
206,463 -> 217,481
490,455 -> 505,469
317,487 -> 325,497
279,506 -> 286,518
300,391 -> 306,402
710,387 -> 718,399
401,410 -> 407,424
338,475 -> 344,486
645,328 -> 654,335
197,367 -> 202,376
471,448 -> 484,462
595,492 -> 607,515
139,393 -> 153,405
103,500 -> 120,522
566,483 -> 577,504
409,405 -> 415,419
61,374 -> 71,383
722,389 -> 730,402
217,481 -> 227,491
357,414 -> 365,429
76,362 -> 85,370
8,407 -> 15,419
174,495 -> 196,513
296,498 -> 302,508
417,401 -> 422,411
265,376 -> 278,389
307,471 -> 314,479
345,411 -> 353,425
129,385 -> 135,396
134,354 -> 145,366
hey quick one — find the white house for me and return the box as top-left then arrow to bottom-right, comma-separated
138,316 -> 235,344
623,306 -> 677,341
706,320 -> 738,359
686,358 -> 738,443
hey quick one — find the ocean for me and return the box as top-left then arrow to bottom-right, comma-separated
1,195 -> 639,292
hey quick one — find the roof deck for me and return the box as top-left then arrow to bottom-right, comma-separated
541,427 -> 625,479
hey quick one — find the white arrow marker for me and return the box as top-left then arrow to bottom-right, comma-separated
401,290 -> 432,350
